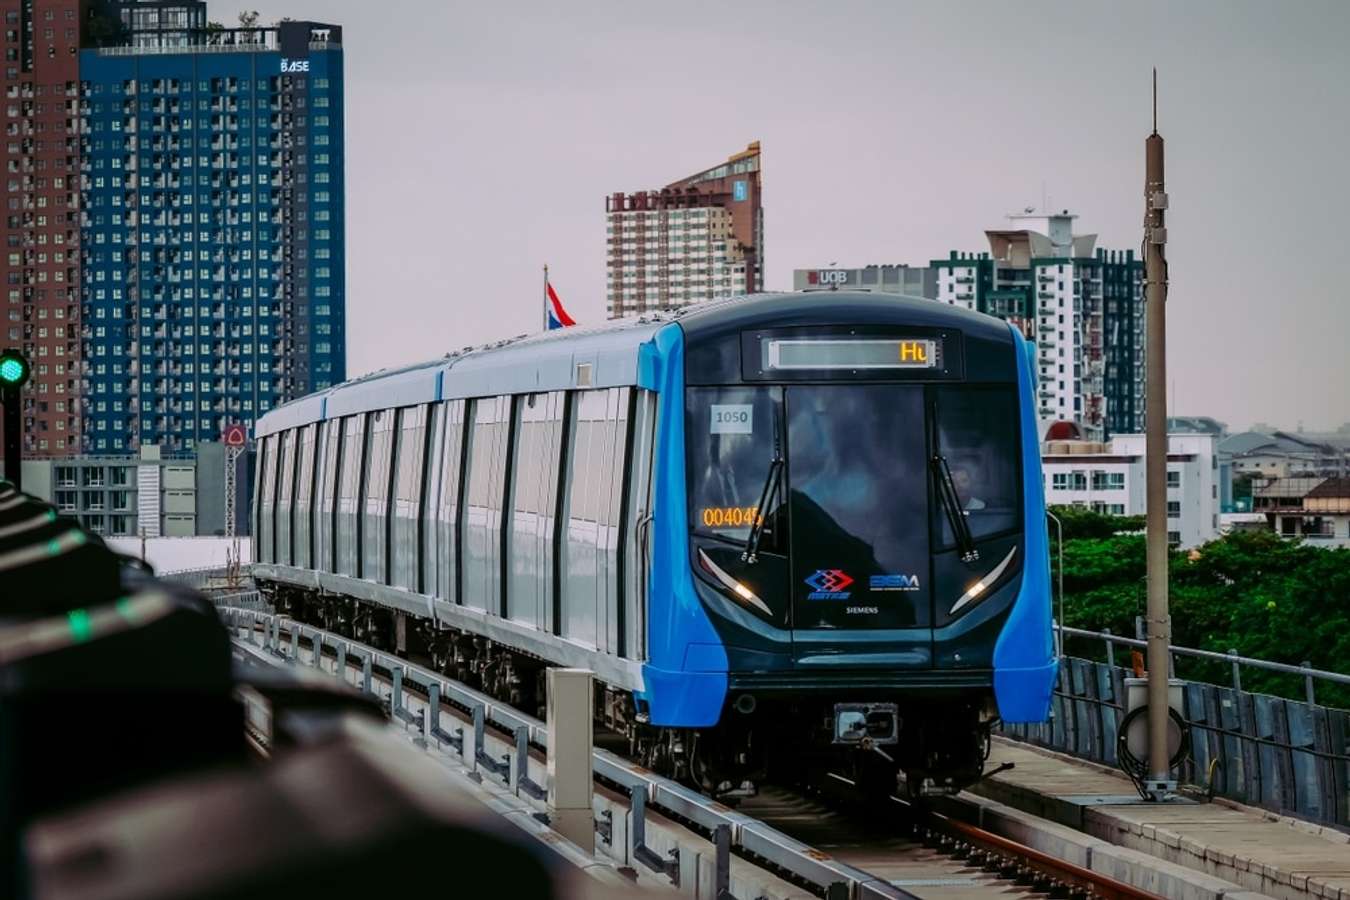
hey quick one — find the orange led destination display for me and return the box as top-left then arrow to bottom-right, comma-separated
764,337 -> 940,371
701,506 -> 762,529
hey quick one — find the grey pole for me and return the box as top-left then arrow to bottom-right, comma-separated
1143,69 -> 1175,800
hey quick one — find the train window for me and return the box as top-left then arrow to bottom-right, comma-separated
507,391 -> 564,630
390,405 -> 427,592
363,409 -> 396,583
463,397 -> 510,614
433,400 -> 466,602
294,422 -> 316,569
278,429 -> 298,566
932,386 -> 1021,548
685,386 -> 786,550
561,388 -> 629,651
335,414 -> 366,578
566,390 -> 625,527
512,392 -> 564,517
316,419 -> 340,572
257,433 -> 276,563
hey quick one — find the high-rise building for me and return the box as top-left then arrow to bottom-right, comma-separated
79,15 -> 345,454
605,141 -> 762,318
930,211 -> 1144,440
1,1 -> 344,460
1,0 -> 84,457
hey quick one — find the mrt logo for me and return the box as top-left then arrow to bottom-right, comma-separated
805,569 -> 854,599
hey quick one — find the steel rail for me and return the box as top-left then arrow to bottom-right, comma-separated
915,806 -> 1161,900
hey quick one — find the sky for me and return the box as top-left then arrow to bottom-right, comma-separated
219,0 -> 1350,432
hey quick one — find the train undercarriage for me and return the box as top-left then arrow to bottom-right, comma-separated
264,584 -> 995,800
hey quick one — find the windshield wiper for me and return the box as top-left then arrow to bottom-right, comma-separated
741,456 -> 782,564
932,453 -> 980,563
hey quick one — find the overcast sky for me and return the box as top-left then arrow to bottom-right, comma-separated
220,0 -> 1350,432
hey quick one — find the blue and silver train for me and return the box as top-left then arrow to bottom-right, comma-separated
251,291 -> 1056,795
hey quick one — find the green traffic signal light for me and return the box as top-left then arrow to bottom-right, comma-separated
0,349 -> 29,388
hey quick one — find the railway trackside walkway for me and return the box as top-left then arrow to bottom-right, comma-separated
969,739 -> 1350,900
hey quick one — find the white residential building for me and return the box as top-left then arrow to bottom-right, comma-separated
605,143 -> 762,318
1042,433 -> 1220,548
933,211 -> 1145,441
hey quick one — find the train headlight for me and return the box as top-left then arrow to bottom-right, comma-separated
948,546 -> 1018,616
696,548 -> 772,618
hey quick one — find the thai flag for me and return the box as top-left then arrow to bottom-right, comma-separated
546,281 -> 576,330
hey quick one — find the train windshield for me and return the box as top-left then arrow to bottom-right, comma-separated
687,384 -> 1021,631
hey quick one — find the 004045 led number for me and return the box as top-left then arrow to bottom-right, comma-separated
701,506 -> 762,528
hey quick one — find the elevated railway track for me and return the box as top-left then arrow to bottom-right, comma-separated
221,600 -> 1163,900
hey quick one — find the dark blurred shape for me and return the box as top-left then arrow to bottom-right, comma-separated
0,480 -> 565,900
24,715 -> 561,900
0,487 -> 123,617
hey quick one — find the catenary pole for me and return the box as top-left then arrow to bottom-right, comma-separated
1144,69 -> 1174,799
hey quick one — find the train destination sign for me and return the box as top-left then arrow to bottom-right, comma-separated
762,337 -> 941,372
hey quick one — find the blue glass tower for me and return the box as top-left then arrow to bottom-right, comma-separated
78,19 -> 344,454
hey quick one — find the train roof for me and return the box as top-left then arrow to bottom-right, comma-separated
254,313 -> 671,437
677,290 -> 1016,343
255,291 -> 1015,437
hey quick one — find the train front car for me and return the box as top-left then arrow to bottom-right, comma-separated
644,292 -> 1056,797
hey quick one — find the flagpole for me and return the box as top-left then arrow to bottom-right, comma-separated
543,263 -> 549,332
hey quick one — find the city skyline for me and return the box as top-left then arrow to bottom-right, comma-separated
209,0 -> 1350,431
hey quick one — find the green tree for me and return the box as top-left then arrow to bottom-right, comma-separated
1057,528 -> 1350,708
1049,505 -> 1145,541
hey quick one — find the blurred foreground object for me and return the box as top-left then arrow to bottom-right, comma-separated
0,479 -> 604,900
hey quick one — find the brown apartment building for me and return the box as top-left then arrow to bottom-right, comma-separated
605,141 -> 762,319
2,0 -> 83,457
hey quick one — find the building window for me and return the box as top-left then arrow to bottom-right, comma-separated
1166,470 -> 1181,488
1166,500 -> 1181,518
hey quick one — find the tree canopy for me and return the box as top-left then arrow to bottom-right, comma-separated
1049,507 -> 1350,708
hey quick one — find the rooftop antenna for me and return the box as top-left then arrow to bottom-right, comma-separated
1152,67 -> 1158,135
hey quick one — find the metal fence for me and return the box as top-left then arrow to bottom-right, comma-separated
1062,622 -> 1350,707
160,565 -> 253,593
1003,644 -> 1350,827
217,606 -> 914,900
211,590 -> 269,612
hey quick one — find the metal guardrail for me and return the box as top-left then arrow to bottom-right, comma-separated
160,566 -> 252,592
216,605 -> 912,900
1004,651 -> 1350,827
1056,622 -> 1350,707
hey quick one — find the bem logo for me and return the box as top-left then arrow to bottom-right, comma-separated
311,28 -> 332,41
805,569 -> 854,600
870,574 -> 921,592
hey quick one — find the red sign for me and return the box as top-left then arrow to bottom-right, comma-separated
222,424 -> 248,447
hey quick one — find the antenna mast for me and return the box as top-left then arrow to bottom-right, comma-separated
1143,68 -> 1174,801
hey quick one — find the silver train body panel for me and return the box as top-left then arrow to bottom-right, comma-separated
252,319 -> 669,694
